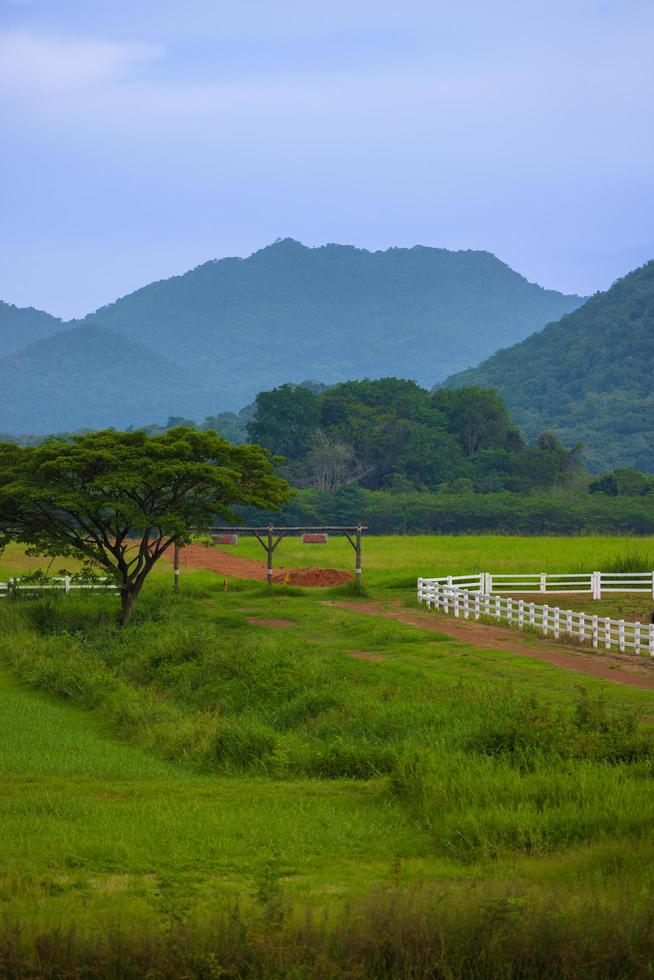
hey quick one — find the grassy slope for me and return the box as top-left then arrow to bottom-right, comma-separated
4,536 -> 654,973
0,667 -> 436,933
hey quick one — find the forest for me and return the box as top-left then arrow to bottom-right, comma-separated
445,260 -> 654,473
3,377 -> 652,534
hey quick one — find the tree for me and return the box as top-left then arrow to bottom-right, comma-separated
0,428 -> 291,624
247,384 -> 320,460
302,430 -> 366,492
432,387 -> 517,456
589,467 -> 654,496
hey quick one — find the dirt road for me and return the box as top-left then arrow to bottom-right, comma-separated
168,543 -> 352,587
324,600 -> 654,691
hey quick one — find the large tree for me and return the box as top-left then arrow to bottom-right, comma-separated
0,428 -> 291,624
247,384 -> 321,460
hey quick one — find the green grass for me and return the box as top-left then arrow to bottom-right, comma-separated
5,535 -> 654,976
203,532 -> 654,591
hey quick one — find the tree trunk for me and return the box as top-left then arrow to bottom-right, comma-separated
120,587 -> 135,626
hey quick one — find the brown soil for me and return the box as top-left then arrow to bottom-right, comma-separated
168,544 -> 352,587
246,617 -> 296,628
324,601 -> 654,691
348,650 -> 386,661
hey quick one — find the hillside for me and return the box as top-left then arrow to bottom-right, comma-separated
0,301 -> 62,356
0,325 -> 220,433
80,239 -> 584,409
443,261 -> 654,472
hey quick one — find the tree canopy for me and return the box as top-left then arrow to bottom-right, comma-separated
0,428 -> 291,623
245,379 -> 582,494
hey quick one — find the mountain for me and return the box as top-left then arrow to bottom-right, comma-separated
0,240 -> 585,434
443,261 -> 654,473
79,239 -> 585,409
0,301 -> 62,356
0,325 -> 220,433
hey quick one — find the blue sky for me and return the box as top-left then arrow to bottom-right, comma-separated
1,0 -> 653,318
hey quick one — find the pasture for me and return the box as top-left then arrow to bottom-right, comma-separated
211,531 -> 654,589
3,535 -> 654,977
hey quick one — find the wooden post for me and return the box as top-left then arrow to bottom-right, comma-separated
355,527 -> 362,589
173,542 -> 180,593
267,526 -> 274,594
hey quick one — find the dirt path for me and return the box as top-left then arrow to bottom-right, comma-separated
324,600 -> 654,691
168,544 -> 352,587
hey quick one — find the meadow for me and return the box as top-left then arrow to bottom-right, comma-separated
3,535 -> 654,977
217,532 -> 654,587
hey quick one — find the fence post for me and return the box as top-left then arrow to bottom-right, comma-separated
605,618 -> 612,651
417,578 -> 423,605
542,604 -> 549,635
592,572 -> 601,600
453,590 -> 460,618
651,571 -> 654,600
649,624 -> 654,657
566,609 -> 573,638
579,611 -> 585,643
592,615 -> 598,649
486,572 -> 493,595
474,593 -> 480,620
507,597 -> 513,624
539,573 -> 546,594
495,595 -> 501,621
518,600 -> 524,630
635,624 -> 641,657
553,607 -> 560,639
529,602 -> 535,627
64,575 -> 70,594
618,620 -> 625,653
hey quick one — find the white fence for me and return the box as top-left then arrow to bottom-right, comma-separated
0,576 -> 118,599
470,571 -> 654,599
417,574 -> 654,657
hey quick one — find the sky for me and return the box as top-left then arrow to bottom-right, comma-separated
1,0 -> 653,319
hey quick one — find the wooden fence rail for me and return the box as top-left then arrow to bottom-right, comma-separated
417,575 -> 654,657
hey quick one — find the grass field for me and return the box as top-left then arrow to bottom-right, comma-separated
200,532 -> 654,589
3,536 -> 654,977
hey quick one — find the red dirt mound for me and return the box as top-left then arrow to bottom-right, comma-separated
280,567 -> 351,587
168,544 -> 352,588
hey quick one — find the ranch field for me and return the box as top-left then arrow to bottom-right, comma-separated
3,535 -> 654,978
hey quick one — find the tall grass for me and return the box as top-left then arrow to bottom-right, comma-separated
4,878 -> 654,979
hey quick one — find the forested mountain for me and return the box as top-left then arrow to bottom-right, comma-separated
79,239 -> 584,409
443,261 -> 654,473
0,325 -> 219,432
0,301 -> 62,356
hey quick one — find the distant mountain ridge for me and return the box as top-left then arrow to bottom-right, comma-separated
443,261 -> 654,473
0,301 -> 62,356
0,325 -> 219,433
0,239 -> 585,433
81,239 -> 585,407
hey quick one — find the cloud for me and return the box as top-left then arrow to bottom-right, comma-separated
0,32 -> 163,91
